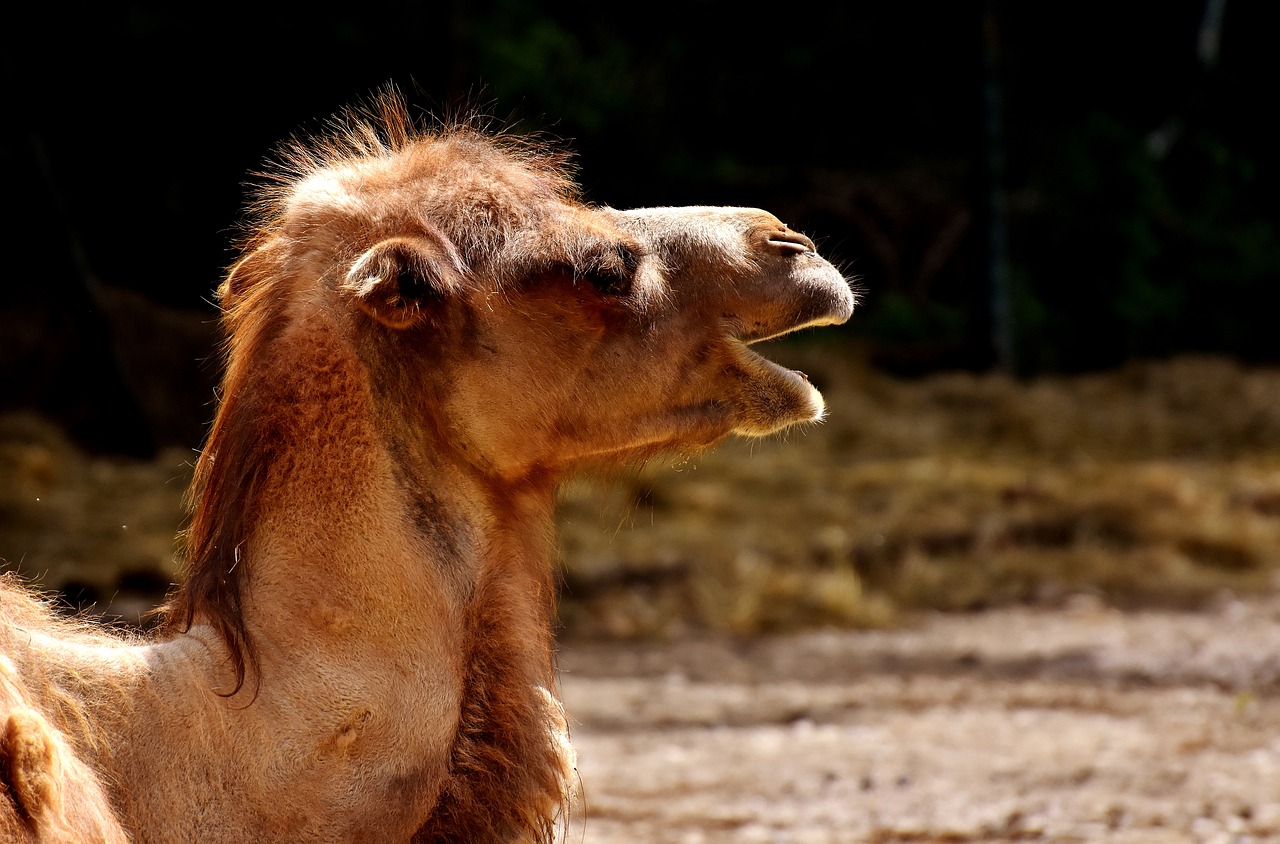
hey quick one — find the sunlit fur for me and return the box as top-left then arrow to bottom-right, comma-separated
0,89 -> 852,842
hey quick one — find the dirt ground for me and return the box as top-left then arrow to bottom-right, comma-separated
558,595 -> 1280,843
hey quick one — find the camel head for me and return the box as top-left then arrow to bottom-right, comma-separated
224,96 -> 854,482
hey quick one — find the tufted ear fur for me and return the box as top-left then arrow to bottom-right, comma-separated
342,229 -> 466,329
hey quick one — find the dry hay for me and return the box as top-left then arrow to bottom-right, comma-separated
559,352 -> 1280,636
4,354 -> 1280,635
0,413 -> 186,622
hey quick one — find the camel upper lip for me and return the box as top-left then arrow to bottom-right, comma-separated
737,312 -> 845,346
733,294 -> 854,345
721,246 -> 855,346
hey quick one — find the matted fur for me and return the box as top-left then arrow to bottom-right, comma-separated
0,89 -> 853,842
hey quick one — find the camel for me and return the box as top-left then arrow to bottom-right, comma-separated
0,91 -> 854,843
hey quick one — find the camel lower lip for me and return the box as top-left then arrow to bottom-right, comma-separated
734,340 -> 819,391
772,359 -> 814,387
723,339 -> 827,434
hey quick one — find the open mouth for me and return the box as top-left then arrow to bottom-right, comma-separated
714,267 -> 853,436
724,336 -> 827,435
729,294 -> 847,384
737,336 -> 813,383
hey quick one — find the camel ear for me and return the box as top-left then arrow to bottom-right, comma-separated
219,248 -> 271,307
342,232 -> 465,329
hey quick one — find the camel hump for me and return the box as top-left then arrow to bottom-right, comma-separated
2,707 -> 60,832
0,707 -> 128,844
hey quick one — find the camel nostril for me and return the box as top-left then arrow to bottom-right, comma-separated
767,229 -> 817,256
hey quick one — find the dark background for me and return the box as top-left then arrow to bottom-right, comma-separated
4,0 -> 1276,455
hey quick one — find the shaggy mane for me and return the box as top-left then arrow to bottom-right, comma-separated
238,89 -> 580,273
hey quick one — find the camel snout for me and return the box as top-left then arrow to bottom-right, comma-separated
815,266 -> 857,326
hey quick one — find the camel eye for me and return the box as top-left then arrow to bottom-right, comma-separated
542,242 -> 640,297
580,265 -> 629,296
580,244 -> 638,296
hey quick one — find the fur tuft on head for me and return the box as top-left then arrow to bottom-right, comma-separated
234,86 -> 581,279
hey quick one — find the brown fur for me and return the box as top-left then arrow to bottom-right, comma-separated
0,89 -> 853,842
1,585 -> 130,843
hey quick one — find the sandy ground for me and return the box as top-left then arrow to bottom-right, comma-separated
558,596 -> 1280,843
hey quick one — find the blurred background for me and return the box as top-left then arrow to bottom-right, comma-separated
2,0 -> 1278,633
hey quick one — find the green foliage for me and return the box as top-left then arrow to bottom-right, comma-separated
14,1 -> 1280,391
861,291 -> 968,349
1159,130 -> 1280,360
1012,111 -> 1280,373
466,2 -> 639,134
1014,115 -> 1171,371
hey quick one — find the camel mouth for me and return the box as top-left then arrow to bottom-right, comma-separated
718,294 -> 849,433
734,339 -> 817,390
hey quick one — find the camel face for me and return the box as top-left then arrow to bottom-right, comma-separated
407,204 -> 854,476
263,118 -> 852,478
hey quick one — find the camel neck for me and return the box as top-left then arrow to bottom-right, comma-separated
211,310 -> 560,674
